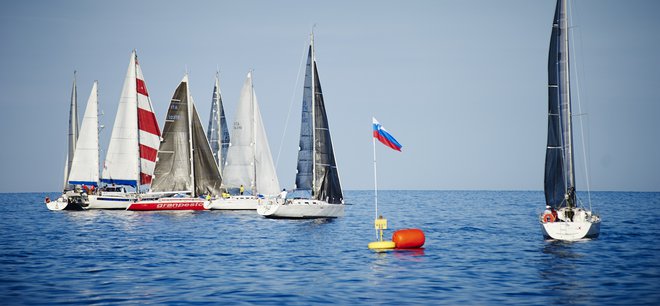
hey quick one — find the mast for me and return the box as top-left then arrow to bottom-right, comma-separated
134,51 -> 141,191
251,71 -> 258,194
560,0 -> 576,207
186,75 -> 195,195
310,32 -> 317,198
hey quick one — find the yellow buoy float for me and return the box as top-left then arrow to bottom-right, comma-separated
368,216 -> 396,250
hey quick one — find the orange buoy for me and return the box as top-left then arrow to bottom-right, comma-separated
392,228 -> 425,249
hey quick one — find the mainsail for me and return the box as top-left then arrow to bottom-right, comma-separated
222,72 -> 280,196
151,75 -> 223,196
295,39 -> 343,204
64,71 -> 79,190
207,72 -> 230,172
68,81 -> 100,187
101,50 -> 161,189
544,0 -> 576,209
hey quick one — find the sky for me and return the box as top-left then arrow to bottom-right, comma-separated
1,0 -> 659,193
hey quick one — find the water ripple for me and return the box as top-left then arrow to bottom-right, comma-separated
0,191 -> 659,304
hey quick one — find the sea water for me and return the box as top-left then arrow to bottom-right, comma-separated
1,191 -> 659,305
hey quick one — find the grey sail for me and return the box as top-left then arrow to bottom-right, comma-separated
294,42 -> 343,204
312,63 -> 343,204
544,0 -> 575,209
64,71 -> 79,190
192,101 -> 224,196
151,80 -> 192,193
295,46 -> 314,192
206,73 -> 230,172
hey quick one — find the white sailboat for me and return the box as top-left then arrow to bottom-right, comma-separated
128,74 -> 223,211
207,71 -> 280,210
540,0 -> 600,240
257,34 -> 344,218
206,71 -> 230,174
48,80 -> 99,211
87,50 -> 162,209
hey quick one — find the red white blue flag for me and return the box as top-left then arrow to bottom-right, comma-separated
372,117 -> 402,152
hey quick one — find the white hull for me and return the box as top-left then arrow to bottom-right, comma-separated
540,207 -> 601,241
88,193 -> 137,209
46,197 -> 72,211
206,196 -> 263,210
257,199 -> 344,218
46,192 -> 87,211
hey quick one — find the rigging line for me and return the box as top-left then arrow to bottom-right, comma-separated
568,0 -> 593,211
275,37 -> 308,170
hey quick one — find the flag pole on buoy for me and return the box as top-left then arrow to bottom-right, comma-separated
368,118 -> 402,250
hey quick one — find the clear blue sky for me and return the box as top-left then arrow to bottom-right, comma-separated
1,0 -> 658,192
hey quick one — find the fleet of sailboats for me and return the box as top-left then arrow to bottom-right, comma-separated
207,71 -> 280,210
257,34 -> 344,218
47,17 -> 603,240
540,0 -> 600,240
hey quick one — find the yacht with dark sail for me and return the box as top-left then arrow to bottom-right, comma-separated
540,0 -> 600,240
257,34 -> 343,218
128,74 -> 223,211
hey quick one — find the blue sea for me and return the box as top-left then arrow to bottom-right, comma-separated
1,191 -> 659,305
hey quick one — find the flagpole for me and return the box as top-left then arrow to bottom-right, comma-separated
373,135 -> 379,240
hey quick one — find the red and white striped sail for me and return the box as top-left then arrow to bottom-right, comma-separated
102,50 -> 160,187
135,56 -> 160,185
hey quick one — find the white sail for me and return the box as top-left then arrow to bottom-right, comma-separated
102,52 -> 139,186
68,81 -> 100,186
101,50 -> 160,188
254,97 -> 280,195
223,72 -> 279,195
64,71 -> 78,190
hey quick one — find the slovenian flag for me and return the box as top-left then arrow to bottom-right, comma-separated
373,117 -> 402,152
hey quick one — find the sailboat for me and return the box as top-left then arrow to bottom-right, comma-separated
87,50 -> 162,209
207,71 -> 280,210
47,80 -> 98,211
127,74 -> 223,211
206,71 -> 230,174
257,34 -> 344,218
540,0 -> 600,240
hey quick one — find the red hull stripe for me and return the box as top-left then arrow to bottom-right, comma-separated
140,173 -> 152,185
136,78 -> 149,97
128,202 -> 207,211
140,145 -> 158,161
138,108 -> 161,136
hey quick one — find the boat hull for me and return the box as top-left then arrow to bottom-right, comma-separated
206,196 -> 264,210
88,194 -> 136,209
540,208 -> 601,240
46,196 -> 85,211
541,220 -> 600,240
257,199 -> 344,218
127,198 -> 209,211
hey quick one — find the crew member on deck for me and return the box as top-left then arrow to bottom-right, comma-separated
544,205 -> 552,215
279,188 -> 288,203
240,185 -> 244,195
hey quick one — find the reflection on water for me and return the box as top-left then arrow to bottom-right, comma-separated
539,240 -> 593,305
